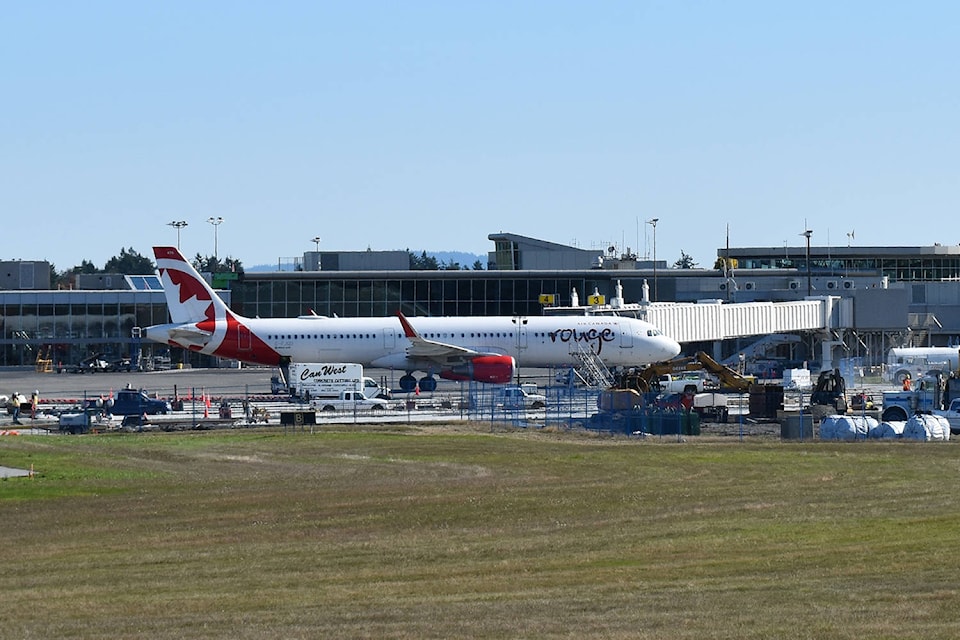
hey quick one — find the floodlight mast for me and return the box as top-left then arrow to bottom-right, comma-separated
167,221 -> 188,249
207,217 -> 224,261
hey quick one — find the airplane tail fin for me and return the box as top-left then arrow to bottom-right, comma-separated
153,246 -> 235,324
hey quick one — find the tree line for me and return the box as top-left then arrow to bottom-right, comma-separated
49,247 -> 243,288
49,246 -> 700,287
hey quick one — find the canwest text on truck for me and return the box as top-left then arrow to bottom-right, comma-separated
287,363 -> 385,400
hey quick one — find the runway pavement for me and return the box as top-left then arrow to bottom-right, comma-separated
0,366 -> 282,402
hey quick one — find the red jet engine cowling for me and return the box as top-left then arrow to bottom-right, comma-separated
439,355 -> 516,384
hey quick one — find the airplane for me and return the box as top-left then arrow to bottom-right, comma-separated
145,246 -> 682,391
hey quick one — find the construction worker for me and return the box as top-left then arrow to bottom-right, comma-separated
31,390 -> 39,419
902,373 -> 912,391
11,393 -> 22,425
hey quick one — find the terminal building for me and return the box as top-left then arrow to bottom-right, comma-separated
2,236 -> 959,371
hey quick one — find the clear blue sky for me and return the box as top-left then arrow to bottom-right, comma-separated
3,2 -> 958,270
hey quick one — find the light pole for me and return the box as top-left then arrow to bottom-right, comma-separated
207,216 -> 224,262
167,221 -> 188,249
311,236 -> 322,252
647,218 -> 659,300
801,229 -> 813,296
511,315 -> 528,384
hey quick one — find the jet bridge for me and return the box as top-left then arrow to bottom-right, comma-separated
641,297 -> 846,344
547,296 -> 845,344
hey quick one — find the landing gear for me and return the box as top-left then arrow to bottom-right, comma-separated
398,373 -> 437,393
399,374 -> 417,393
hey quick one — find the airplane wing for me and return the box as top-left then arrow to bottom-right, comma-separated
396,311 -> 482,362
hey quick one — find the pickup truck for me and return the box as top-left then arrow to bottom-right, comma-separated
310,391 -> 391,412
496,385 -> 547,410
95,389 -> 171,416
654,372 -> 709,395
934,398 -> 960,435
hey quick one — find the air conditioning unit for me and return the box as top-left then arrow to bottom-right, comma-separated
825,280 -> 839,290
842,280 -> 855,290
788,279 -> 801,291
743,281 -> 756,291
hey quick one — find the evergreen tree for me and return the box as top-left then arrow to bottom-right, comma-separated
673,250 -> 697,269
70,259 -> 98,274
408,250 -> 439,270
104,247 -> 155,274
192,254 -> 243,273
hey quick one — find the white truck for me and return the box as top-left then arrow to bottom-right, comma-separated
935,398 -> 960,435
309,390 -> 391,412
287,363 -> 386,400
496,385 -> 547,410
654,372 -> 710,395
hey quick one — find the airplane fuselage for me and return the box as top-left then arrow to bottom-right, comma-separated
146,313 -> 680,371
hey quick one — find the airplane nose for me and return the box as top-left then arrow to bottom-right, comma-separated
663,337 -> 682,359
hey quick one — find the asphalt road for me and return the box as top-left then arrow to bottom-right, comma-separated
0,366 -> 283,402
0,365 -> 570,400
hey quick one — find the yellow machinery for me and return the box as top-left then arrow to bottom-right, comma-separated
35,345 -> 53,373
617,351 -> 755,394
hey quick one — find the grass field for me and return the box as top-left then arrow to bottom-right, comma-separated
2,425 -> 959,639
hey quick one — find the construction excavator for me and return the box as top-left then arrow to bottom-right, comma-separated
614,351 -> 755,394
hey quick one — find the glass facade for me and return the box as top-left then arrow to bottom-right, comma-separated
232,273 -> 602,321
1,291 -> 173,368
491,239 -> 519,270
726,250 -> 960,282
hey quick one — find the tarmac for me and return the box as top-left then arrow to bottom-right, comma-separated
0,364 -> 900,443
0,365 -> 283,405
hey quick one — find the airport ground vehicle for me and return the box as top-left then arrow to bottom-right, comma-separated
59,411 -> 95,434
286,363 -> 386,400
881,376 -> 942,423
692,392 -> 729,422
70,354 -> 111,374
934,398 -> 960,434
881,376 -> 960,434
109,357 -> 133,372
809,369 -> 848,414
654,372 -> 710,394
496,385 -> 547,410
104,389 -> 171,416
617,352 -> 753,394
886,347 -> 960,384
309,391 -> 391,412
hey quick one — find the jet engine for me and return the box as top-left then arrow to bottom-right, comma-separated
439,355 -> 516,384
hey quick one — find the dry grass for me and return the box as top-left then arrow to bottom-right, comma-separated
2,426 -> 960,639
